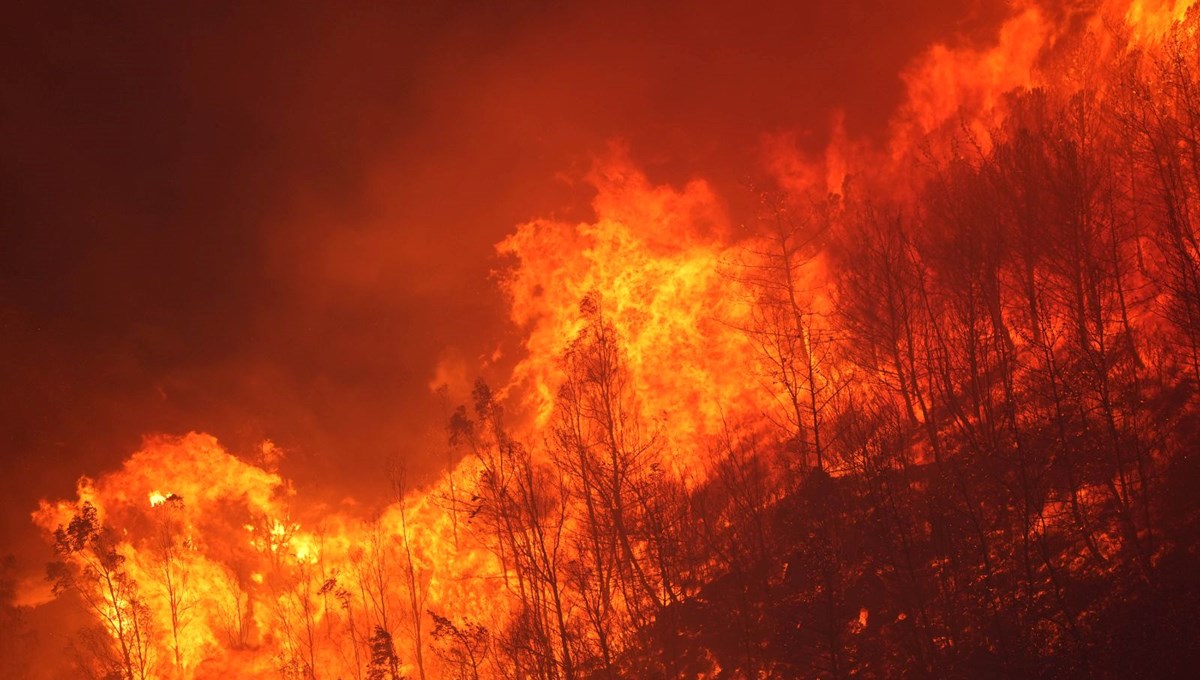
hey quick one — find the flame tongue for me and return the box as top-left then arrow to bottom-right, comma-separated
497,153 -> 765,465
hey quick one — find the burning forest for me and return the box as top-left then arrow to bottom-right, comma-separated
3,1 -> 1200,678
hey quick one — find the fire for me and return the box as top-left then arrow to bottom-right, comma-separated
497,150 -> 764,464
1124,0 -> 1197,42
893,5 -> 1052,156
33,434 -> 511,679
22,1 -> 1200,678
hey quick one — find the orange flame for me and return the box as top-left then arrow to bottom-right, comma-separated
29,2 -> 1200,677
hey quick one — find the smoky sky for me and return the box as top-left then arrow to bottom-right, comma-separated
1,0 -> 1008,564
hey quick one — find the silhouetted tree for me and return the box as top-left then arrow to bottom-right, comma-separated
47,502 -> 154,680
367,625 -> 404,680
429,611 -> 490,680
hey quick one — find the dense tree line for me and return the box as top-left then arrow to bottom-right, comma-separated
438,13 -> 1200,679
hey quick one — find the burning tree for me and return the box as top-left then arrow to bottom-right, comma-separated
47,502 -> 154,680
366,625 -> 404,680
428,612 -> 490,680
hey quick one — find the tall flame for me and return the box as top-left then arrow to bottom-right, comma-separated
497,152 -> 764,459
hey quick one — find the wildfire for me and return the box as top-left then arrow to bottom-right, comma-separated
497,151 -> 764,463
1124,0 -> 1197,42
22,1 -> 1200,678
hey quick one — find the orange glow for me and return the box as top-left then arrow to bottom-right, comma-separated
13,2 -> 1200,678
893,5 -> 1051,156
497,151 -> 764,463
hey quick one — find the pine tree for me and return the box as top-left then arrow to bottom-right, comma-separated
367,625 -> 403,680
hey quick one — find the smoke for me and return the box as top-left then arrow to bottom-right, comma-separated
1,0 -> 1010,548
12,0 -> 1134,674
